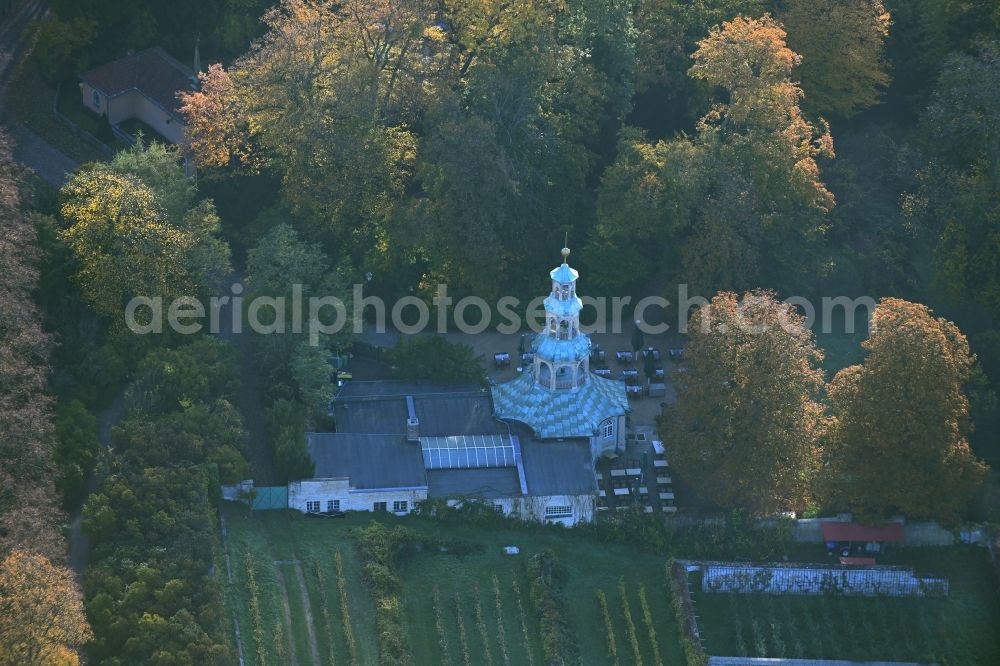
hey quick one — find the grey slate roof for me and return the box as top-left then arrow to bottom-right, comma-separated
306,433 -> 426,489
334,383 -> 503,436
426,468 -> 522,499
519,433 -> 597,496
315,380 -> 598,498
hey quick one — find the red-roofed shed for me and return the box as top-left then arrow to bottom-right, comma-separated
822,521 -> 904,543
839,556 -> 877,566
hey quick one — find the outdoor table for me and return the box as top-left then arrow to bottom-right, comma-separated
594,366 -> 612,377
610,469 -> 627,477
493,352 -> 510,368
621,368 -> 639,378
615,350 -> 633,364
669,348 -> 684,359
653,367 -> 665,379
625,468 -> 641,476
642,347 -> 661,361
659,491 -> 674,500
613,488 -> 630,496
625,385 -> 642,396
520,352 -> 534,364
654,459 -> 668,468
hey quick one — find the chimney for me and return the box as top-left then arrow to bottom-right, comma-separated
405,395 -> 420,442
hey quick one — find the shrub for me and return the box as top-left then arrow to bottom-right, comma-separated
638,585 -> 662,666
311,559 -> 337,665
454,593 -> 472,666
617,578 -> 642,665
335,551 -> 359,665
388,335 -> 485,383
493,575 -> 511,666
473,583 -> 494,666
355,522 -> 419,664
527,550 -> 579,665
433,585 -> 452,666
511,580 -> 535,666
596,589 -> 619,665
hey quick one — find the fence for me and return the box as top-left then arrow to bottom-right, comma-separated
699,562 -> 948,597
220,481 -> 288,510
51,84 -> 113,158
708,657 -> 921,666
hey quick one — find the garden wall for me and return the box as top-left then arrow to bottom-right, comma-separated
790,518 -> 954,546
709,658 -> 933,666
700,563 -> 948,597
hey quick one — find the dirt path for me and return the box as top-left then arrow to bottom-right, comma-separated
273,566 -> 300,665
294,561 -> 322,665
67,393 -> 124,583
217,273 -> 276,484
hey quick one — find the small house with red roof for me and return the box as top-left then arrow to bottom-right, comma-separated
79,47 -> 196,144
822,521 -> 904,558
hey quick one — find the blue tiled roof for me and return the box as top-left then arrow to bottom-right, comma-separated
550,263 -> 578,283
490,369 -> 629,439
534,333 -> 591,363
544,294 -> 582,317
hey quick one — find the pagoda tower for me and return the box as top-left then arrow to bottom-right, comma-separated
533,246 -> 591,390
491,247 -> 630,461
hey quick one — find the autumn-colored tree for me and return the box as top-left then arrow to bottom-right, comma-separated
59,143 -> 230,319
825,298 -> 987,522
661,291 -> 826,514
0,551 -> 92,665
0,130 -> 66,561
179,0 -> 421,252
779,0 -> 891,117
589,15 -> 834,294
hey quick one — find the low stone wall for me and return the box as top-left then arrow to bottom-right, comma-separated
790,518 -> 955,547
709,658 -> 933,666
700,562 -> 948,597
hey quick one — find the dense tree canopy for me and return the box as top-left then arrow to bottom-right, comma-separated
905,42 -> 1000,322
59,144 -> 230,319
779,0 -> 891,118
825,299 -> 987,522
83,467 -> 230,664
588,15 -> 834,294
662,291 -> 826,514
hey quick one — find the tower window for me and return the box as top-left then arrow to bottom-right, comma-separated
603,421 -> 615,439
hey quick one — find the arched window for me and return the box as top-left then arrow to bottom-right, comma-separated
601,419 -> 615,439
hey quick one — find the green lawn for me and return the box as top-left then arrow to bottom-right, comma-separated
693,547 -> 1000,664
221,507 -> 999,666
221,506 -> 685,666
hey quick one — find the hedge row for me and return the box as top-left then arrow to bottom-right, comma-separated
666,560 -> 708,666
355,522 -> 419,665
527,550 -> 579,666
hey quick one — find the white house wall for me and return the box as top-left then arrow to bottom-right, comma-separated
288,478 -> 427,514
492,494 -> 595,526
